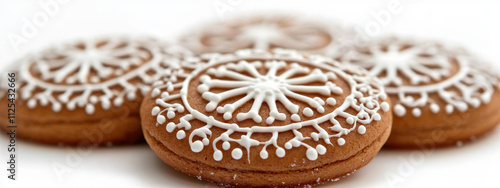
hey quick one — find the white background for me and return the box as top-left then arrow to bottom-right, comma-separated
1,0 -> 500,188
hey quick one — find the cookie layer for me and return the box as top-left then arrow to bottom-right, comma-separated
141,49 -> 392,186
0,36 -> 193,145
143,124 -> 391,187
341,36 -> 500,148
180,14 -> 353,58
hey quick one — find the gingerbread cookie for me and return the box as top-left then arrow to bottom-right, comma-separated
0,36 -> 193,146
141,49 -> 392,187
180,14 -> 354,58
341,36 -> 500,148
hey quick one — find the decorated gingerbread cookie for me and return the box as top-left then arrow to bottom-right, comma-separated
341,36 -> 500,148
0,36 -> 194,146
140,49 -> 392,187
180,14 -> 354,58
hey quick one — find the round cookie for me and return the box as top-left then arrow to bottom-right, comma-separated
0,36 -> 193,146
341,36 -> 500,148
180,14 -> 354,58
141,49 -> 392,187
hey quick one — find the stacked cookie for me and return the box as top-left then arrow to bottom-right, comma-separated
0,36 -> 193,145
1,14 -> 499,187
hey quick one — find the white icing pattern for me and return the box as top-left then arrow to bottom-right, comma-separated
180,14 -> 353,57
151,49 -> 389,162
343,36 -> 500,117
198,60 -> 342,124
16,36 -> 191,114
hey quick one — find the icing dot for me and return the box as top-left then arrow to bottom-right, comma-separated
346,117 -> 355,124
85,104 -> 95,114
222,141 -> 231,150
127,92 -> 136,100
430,103 -> 440,113
337,138 -> 346,146
113,98 -> 123,107
445,104 -> 454,114
471,98 -> 481,108
266,117 -> 275,124
213,150 -> 223,161
178,106 -> 185,113
90,96 -> 98,104
482,94 -> 492,103
101,99 -> 111,110
176,130 -> 186,139
260,150 -> 268,159
160,92 -> 169,99
456,102 -> 468,112
202,138 -> 210,145
291,114 -> 301,121
191,140 -> 204,152
381,102 -> 390,112
52,103 -> 62,112
223,113 -> 232,120
157,115 -> 166,124
27,99 -> 37,108
311,132 -> 319,141
197,84 -> 209,93
231,148 -> 243,160
394,104 -> 406,117
303,107 -> 313,117
67,102 -> 76,111
317,106 -> 325,113
58,95 -> 69,103
276,148 -> 286,158
412,108 -> 422,117
166,122 -> 176,132
22,92 -> 31,100
326,98 -> 336,106
284,142 -> 293,150
151,88 -> 161,97
373,113 -> 381,121
380,93 -> 388,100
357,125 -> 366,134
306,148 -> 318,161
316,145 -> 326,155
167,111 -> 175,119
151,107 -> 161,116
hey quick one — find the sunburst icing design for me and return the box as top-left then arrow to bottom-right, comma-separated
151,49 -> 389,162
36,38 -> 147,84
14,36 -> 192,114
181,15 -> 353,57
342,36 -> 500,117
198,60 -> 342,124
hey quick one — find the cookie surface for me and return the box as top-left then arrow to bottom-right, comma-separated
141,49 -> 392,187
341,36 -> 500,148
180,14 -> 353,58
0,36 -> 192,146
